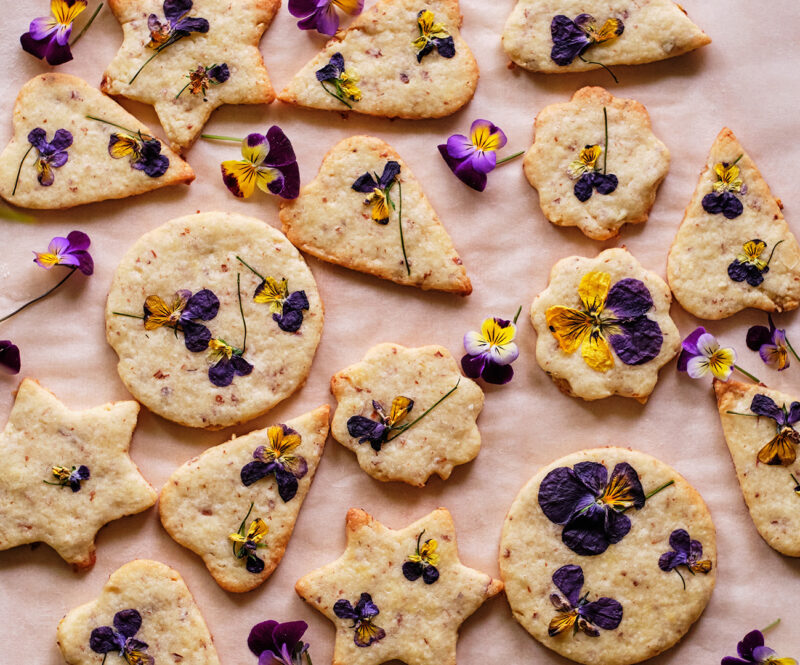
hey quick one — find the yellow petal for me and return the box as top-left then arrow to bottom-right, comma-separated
579,145 -> 602,169
229,532 -> 247,544
578,271 -> 610,313
581,332 -> 614,372
254,277 -> 288,314
548,611 -> 577,636
479,318 -> 515,348
546,306 -> 592,354
593,18 -> 623,42
52,0 -> 87,26
757,432 -> 797,466
388,396 -> 413,426
247,518 -> 269,543
221,160 -> 258,198
109,134 -> 140,159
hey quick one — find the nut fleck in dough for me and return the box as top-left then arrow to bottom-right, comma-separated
500,447 -> 716,665
279,0 -> 478,118
502,0 -> 710,73
715,379 -> 800,557
296,507 -> 503,665
668,128 -> 800,320
57,559 -> 220,665
159,406 -> 330,592
0,73 -> 193,209
0,379 -> 156,569
331,343 -> 483,486
524,87 -> 669,240
101,0 -> 279,151
281,136 -> 471,294
530,248 -> 679,402
106,212 -> 323,430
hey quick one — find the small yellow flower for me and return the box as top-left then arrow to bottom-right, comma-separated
736,240 -> 767,270
408,538 -> 440,566
712,161 -> 743,194
584,17 -> 623,43
143,293 -> 188,330
568,145 -> 602,179
229,517 -> 269,545
254,277 -> 289,314
338,70 -> 362,101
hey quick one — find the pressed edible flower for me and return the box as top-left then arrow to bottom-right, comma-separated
412,9 -> 454,62
240,425 -> 308,502
109,131 -> 169,178
230,503 -> 269,574
658,528 -> 712,589
548,564 -> 622,637
347,396 -> 414,451
143,288 -> 219,352
703,158 -> 745,219
248,619 -> 312,665
568,107 -> 618,201
550,14 -> 623,79
402,530 -> 440,584
207,337 -> 253,387
89,609 -> 154,665
745,394 -> 800,466
316,52 -> 362,108
676,326 -> 761,384
721,628 -> 796,665
728,239 -> 782,287
24,128 -> 73,189
44,465 -> 90,492
746,315 -> 799,371
461,314 -> 520,384
333,593 -> 386,648
0,341 -> 20,375
288,0 -> 363,36
20,0 -> 101,66
176,63 -> 230,99
237,256 -> 309,333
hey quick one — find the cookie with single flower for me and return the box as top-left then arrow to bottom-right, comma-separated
0,73 -> 193,210
57,559 -> 220,664
280,135 -> 471,294
714,379 -> 800,557
523,86 -> 670,240
530,248 -> 680,402
668,128 -> 800,320
500,447 -> 716,665
330,343 -> 483,486
159,405 -> 330,592
101,0 -> 279,151
105,211 -> 323,429
296,507 -> 503,665
0,379 -> 156,569
502,0 -> 710,73
278,0 -> 478,118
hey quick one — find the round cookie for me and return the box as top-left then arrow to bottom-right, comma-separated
106,212 -> 323,429
500,447 -> 716,665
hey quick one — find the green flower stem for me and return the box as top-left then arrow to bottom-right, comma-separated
578,55 -> 619,83
386,379 -> 460,442
785,336 -> 800,365
790,473 -> 799,485
603,107 -> 609,174
496,151 -> 524,166
319,81 -> 353,109
233,502 -> 255,558
397,180 -> 410,276
237,273 -> 247,354
86,115 -> 136,134
0,267 -> 77,323
725,410 -> 759,418
175,81 -> 192,99
732,154 -> 744,166
734,364 -> 762,384
762,619 -> 780,632
674,568 -> 686,590
765,239 -> 785,267
70,2 -> 103,47
512,305 -> 522,325
201,134 -> 245,143
112,311 -> 145,320
129,38 -> 178,84
236,256 -> 265,281
11,145 -> 34,196
644,479 -> 674,501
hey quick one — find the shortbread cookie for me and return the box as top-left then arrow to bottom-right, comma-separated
278,0 -> 478,118
500,447 -> 716,665
105,212 -> 323,429
57,559 -> 220,665
0,73 -> 193,210
296,508 -> 503,665
668,128 -> 800,320
330,343 -> 483,486
503,0 -> 710,73
101,0 -> 279,151
0,379 -> 156,569
530,248 -> 680,402
524,87 -> 669,240
159,406 -> 329,592
281,136 -> 471,294
714,379 -> 800,557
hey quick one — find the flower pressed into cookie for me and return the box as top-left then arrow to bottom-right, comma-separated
241,425 -> 309,502
402,531 -> 440,584
413,9 -> 455,62
702,158 -> 745,219
26,127 -> 72,188
548,565 -> 622,637
90,609 -> 154,665
658,529 -> 712,589
333,593 -> 386,647
45,464 -> 90,492
728,239 -> 783,287
229,504 -> 269,574
550,14 -> 623,67
316,52 -> 362,108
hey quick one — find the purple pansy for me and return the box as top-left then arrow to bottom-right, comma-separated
240,425 -> 308,502
413,9 -> 455,62
603,279 -> 662,365
550,14 -> 624,66
438,119 -> 507,192
90,609 -> 154,665
722,629 -> 796,665
703,190 -> 744,219
568,143 -> 618,202
46,464 -> 91,492
207,338 -> 253,387
108,132 -> 170,178
347,396 -> 414,451
352,161 -> 401,225
402,531 -> 440,585
180,62 -> 230,99
28,128 -> 73,187
33,230 -> 93,275
248,620 -> 311,665
658,529 -> 712,588
288,0 -> 363,36
221,127 -> 300,200
20,0 -> 87,66
147,0 -> 209,48
143,288 -> 219,352
462,316 -> 519,384
702,160 -> 745,220
548,564 -> 622,637
748,393 -> 800,466
747,315 -> 794,371
333,593 -> 386,648
676,326 -> 737,382
727,239 -> 782,288
0,341 -> 20,375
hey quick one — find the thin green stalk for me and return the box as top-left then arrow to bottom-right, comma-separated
86,115 -> 135,134
319,81 -> 353,109
725,410 -> 759,418
233,502 -> 254,557
11,145 -> 33,196
386,379 -> 460,442
578,55 -> 618,83
603,106 -> 609,174
236,256 -> 265,281
734,364 -> 762,384
129,40 -> 175,84
201,134 -> 245,143
790,473 -> 799,485
0,268 -> 76,323
785,336 -> 800,365
112,311 -> 145,320
512,306 -> 522,325
237,273 -> 247,353
397,180 -> 410,276
762,619 -> 780,632
732,154 -> 744,166
175,81 -> 192,99
496,150 -> 524,166
765,239 -> 785,266
675,568 -> 686,590
70,2 -> 103,46
644,479 -> 674,501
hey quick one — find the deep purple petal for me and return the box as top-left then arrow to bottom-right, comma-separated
314,4 -> 340,36
77,465 -> 91,480
561,511 -> 612,556
27,128 -> 48,151
241,461 -> 272,486
445,134 -> 475,160
436,36 -> 455,58
333,599 -> 357,621
572,461 -> 608,495
737,630 -> 765,661
479,361 -> 514,384
65,230 -> 90,252
248,620 -> 279,656
89,626 -> 119,654
438,145 -> 487,191
316,53 -> 344,81
0,341 -> 21,375
231,354 -> 254,377
603,509 -> 633,545
164,0 -> 193,22
552,564 -> 583,607
182,322 -> 211,352
721,192 -> 744,219
288,0 -> 320,17
658,550 -> 681,571
264,126 -> 297,168
581,597 -> 622,630
47,150 -> 69,169
293,457 -> 308,480
550,15 -> 591,66
246,554 -> 265,574
378,161 -> 401,189
727,260 -> 750,283
702,192 -> 724,215
183,289 -> 220,321
347,416 -> 386,446
668,528 -> 691,554
50,129 -> 74,151
689,538 -> 703,562
606,279 -> 653,319
209,359 -> 235,387
574,173 -> 595,202
272,161 -> 300,199
272,621 -> 307,651
352,171 -> 378,193
403,561 -> 423,581
679,327 -> 707,362
66,249 -> 93,276
610,463 -> 645,509
20,32 -> 74,65
786,402 -> 800,425
749,394 -> 783,423
354,593 -> 379,619
275,466 -> 299,502
422,565 -> 439,584
460,353 -> 486,379
593,173 -> 619,195
609,317 -> 663,365
538,466 -> 596,525
113,609 -> 142,638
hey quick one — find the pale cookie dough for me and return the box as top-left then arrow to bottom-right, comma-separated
714,379 -> 800,557
500,447 -> 716,665
101,0 -> 279,151
159,406 -> 330,592
57,559 -> 220,665
278,0 -> 478,118
330,343 -> 483,486
0,73 -> 193,209
502,0 -> 710,73
0,379 -> 156,569
105,212 -> 323,429
524,86 -> 669,240
296,507 -> 503,665
530,248 -> 680,402
668,128 -> 800,320
280,136 -> 471,294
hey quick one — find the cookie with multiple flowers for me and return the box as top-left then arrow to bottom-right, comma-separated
668,128 -> 800,320
523,86 -> 670,240
105,212 -> 323,429
0,73 -> 193,209
500,447 -> 716,665
280,135 -> 472,294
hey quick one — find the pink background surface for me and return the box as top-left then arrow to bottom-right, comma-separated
0,1 -> 798,662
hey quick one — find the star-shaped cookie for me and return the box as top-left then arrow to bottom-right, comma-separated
0,379 -> 156,568
295,508 -> 503,665
101,0 -> 280,150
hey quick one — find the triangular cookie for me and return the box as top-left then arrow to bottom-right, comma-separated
503,0 -> 710,73
668,128 -> 800,320
101,0 -> 279,150
159,406 -> 329,592
0,73 -> 193,210
278,0 -> 478,118
280,136 -> 471,294
715,379 -> 800,556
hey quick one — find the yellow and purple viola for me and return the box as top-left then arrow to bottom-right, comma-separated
248,619 -> 311,665
25,128 -> 73,188
728,239 -> 782,287
412,9 -> 454,62
220,127 -> 300,200
352,161 -> 400,225
747,394 -> 800,466
240,425 -> 308,502
44,464 -> 90,492
289,0 -> 363,35
550,13 -> 623,66
402,531 -> 440,584
703,158 -> 745,219
176,63 -> 229,100
722,629 -> 796,665
462,315 -> 519,384
34,230 -> 93,275
333,593 -> 386,648
658,528 -> 712,589
347,396 -> 414,451
255,277 -> 309,333
548,564 -> 622,638
20,0 -> 97,66
677,327 -> 736,382
0,341 -> 20,375
438,119 -> 518,192
230,504 -> 269,574
90,609 -> 154,665
746,315 -> 799,371
141,288 -> 219,352
316,52 -> 362,108
568,145 -> 618,202
207,338 -> 253,387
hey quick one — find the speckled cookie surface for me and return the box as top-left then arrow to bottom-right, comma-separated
296,507 -> 503,665
105,212 -> 323,430
0,379 -> 156,569
530,248 -> 680,402
330,343 -> 483,486
0,73 -> 193,209
714,379 -> 800,557
523,87 -> 669,240
668,128 -> 800,320
159,406 -> 330,592
57,559 -> 220,665
278,0 -> 478,118
101,0 -> 279,150
502,0 -> 710,73
500,447 -> 716,665
280,136 -> 471,294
